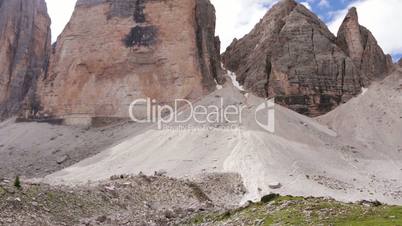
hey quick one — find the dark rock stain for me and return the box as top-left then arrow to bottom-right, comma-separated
124,26 -> 157,47
121,0 -> 158,47
133,0 -> 145,23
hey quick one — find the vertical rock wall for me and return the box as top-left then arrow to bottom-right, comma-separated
35,0 -> 223,121
0,0 -> 51,119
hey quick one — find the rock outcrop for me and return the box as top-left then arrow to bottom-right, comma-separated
398,58 -> 402,67
222,0 -> 391,116
336,7 -> 393,82
0,0 -> 51,119
34,0 -> 223,122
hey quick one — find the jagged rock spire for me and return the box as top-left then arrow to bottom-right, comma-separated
222,0 -> 361,116
336,7 -> 364,68
337,7 -> 393,82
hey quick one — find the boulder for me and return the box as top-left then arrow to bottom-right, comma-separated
56,154 -> 69,165
268,182 -> 282,189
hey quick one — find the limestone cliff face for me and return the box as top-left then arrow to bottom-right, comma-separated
222,0 -> 390,116
36,0 -> 223,120
336,7 -> 393,82
0,0 -> 51,119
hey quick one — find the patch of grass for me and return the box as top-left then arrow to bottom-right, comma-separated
46,191 -> 56,200
186,195 -> 402,225
268,199 -> 402,226
328,205 -> 402,226
186,212 -> 224,225
0,186 -> 6,196
275,195 -> 305,202
14,176 -> 21,189
215,211 -> 233,221
189,214 -> 205,225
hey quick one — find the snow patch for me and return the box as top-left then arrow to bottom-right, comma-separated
361,87 -> 368,96
228,71 -> 244,91
215,78 -> 223,90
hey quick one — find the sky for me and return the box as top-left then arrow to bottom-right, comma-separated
46,0 -> 402,61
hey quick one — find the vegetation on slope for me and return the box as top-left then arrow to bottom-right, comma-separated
0,177 -> 401,225
186,195 -> 402,225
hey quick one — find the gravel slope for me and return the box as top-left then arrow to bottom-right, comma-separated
39,70 -> 402,205
0,118 -> 151,179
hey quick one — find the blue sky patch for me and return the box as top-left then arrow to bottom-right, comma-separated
302,0 -> 350,23
295,0 -> 401,62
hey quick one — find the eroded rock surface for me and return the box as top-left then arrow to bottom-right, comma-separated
0,0 -> 51,119
336,7 -> 393,82
35,0 -> 223,121
222,0 -> 391,116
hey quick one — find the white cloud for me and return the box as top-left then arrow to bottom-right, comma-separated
327,0 -> 402,55
46,0 -> 76,42
305,0 -> 330,8
300,2 -> 312,10
47,0 -> 275,51
46,0 -> 401,56
210,0 -> 276,52
318,0 -> 330,8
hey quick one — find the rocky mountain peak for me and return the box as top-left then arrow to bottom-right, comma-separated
346,7 -> 358,20
222,1 -> 392,116
279,0 -> 298,7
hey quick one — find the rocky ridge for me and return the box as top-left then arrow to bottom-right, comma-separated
0,0 -> 51,119
222,0 -> 392,116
